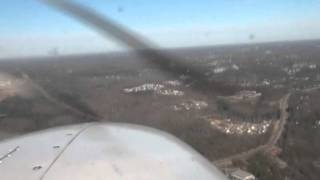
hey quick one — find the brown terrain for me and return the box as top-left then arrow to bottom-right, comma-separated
0,39 -> 320,179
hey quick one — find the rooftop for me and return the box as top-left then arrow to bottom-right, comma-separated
230,169 -> 256,180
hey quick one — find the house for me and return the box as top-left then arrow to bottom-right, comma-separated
229,169 -> 256,180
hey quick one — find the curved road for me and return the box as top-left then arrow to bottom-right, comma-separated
214,93 -> 291,167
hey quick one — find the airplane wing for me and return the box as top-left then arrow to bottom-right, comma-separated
0,123 -> 228,180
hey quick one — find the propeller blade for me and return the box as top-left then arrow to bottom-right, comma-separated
42,0 -> 225,92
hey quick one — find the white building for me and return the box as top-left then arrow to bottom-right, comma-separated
229,169 -> 256,180
0,80 -> 12,88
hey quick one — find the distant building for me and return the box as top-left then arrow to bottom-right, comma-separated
267,146 -> 282,156
313,160 -> 320,169
48,47 -> 59,56
0,80 -> 12,88
229,169 -> 256,180
226,90 -> 262,101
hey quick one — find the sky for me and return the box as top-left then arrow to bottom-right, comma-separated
0,0 -> 320,58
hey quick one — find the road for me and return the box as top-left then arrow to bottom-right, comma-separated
267,93 -> 290,145
214,93 -> 291,167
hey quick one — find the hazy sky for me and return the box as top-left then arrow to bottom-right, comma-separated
0,0 -> 320,58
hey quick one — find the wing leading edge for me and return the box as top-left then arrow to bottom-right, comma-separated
0,122 -> 227,180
